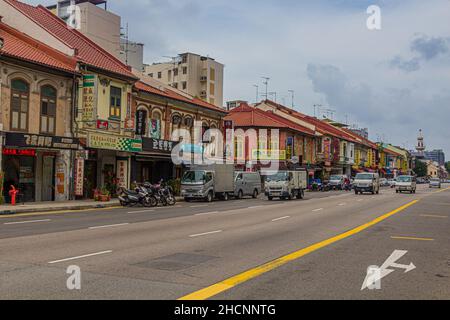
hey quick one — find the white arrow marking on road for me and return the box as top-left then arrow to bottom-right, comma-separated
361,250 -> 416,290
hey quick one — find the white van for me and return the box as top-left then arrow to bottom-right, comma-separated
234,172 -> 262,199
395,175 -> 416,194
354,173 -> 380,195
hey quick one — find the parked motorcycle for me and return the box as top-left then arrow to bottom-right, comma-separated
118,184 -> 156,207
151,180 -> 176,206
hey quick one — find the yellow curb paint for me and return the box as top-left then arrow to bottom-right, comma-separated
179,200 -> 419,301
390,236 -> 434,241
0,206 -> 122,219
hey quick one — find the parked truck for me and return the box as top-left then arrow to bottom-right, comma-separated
264,170 -> 307,200
180,164 -> 235,202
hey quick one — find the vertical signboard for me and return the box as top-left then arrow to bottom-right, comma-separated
135,110 -> 147,136
74,158 -> 84,197
116,160 -> 128,188
82,75 -> 97,122
286,136 -> 294,160
124,92 -> 135,130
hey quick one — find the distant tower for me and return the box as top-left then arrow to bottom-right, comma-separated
416,129 -> 426,157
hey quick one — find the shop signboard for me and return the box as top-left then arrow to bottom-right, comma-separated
251,149 -> 286,161
142,138 -> 176,154
88,133 -> 142,152
286,136 -> 294,160
124,92 -> 135,131
5,133 -> 80,150
116,159 -> 128,188
135,110 -> 147,136
74,158 -> 84,197
82,74 -> 98,122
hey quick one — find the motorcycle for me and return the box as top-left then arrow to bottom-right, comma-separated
118,184 -> 156,207
151,180 -> 176,206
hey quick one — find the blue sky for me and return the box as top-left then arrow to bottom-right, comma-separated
25,0 -> 450,156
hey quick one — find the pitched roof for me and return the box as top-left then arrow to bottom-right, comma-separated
134,81 -> 227,115
0,21 -> 77,73
225,103 -> 315,135
257,100 -> 358,142
4,0 -> 136,80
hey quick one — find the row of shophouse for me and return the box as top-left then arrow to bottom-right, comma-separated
0,0 -> 414,203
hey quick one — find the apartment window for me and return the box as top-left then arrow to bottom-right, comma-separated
109,86 -> 122,118
181,55 -> 188,64
173,68 -> 179,76
40,85 -> 57,134
10,79 -> 29,131
210,68 -> 216,81
173,83 -> 178,89
157,72 -> 162,79
168,69 -> 172,81
148,73 -> 153,78
182,66 -> 187,75
210,83 -> 215,95
182,81 -> 187,90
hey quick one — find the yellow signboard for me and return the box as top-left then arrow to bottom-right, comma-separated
252,149 -> 286,160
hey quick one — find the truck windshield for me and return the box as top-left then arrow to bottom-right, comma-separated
355,174 -> 373,180
397,176 -> 412,183
182,171 -> 205,183
265,172 -> 288,182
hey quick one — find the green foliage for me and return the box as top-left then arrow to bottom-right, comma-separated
446,162 -> 450,174
414,159 -> 427,177
167,179 -> 181,196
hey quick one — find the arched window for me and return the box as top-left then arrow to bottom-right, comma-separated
40,85 -> 57,134
149,110 -> 162,139
171,113 -> 183,141
10,79 -> 30,131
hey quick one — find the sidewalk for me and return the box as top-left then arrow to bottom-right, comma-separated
0,199 -> 121,216
0,196 -> 185,216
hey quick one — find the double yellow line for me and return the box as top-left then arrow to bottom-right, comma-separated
179,200 -> 419,300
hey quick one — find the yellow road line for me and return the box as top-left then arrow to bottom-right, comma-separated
434,187 -> 450,194
419,214 -> 447,219
390,236 -> 434,241
179,200 -> 419,301
0,206 -> 121,219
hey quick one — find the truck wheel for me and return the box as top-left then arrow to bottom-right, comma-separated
355,190 -> 358,195
268,196 -> 273,201
237,190 -> 244,200
223,193 -> 229,201
297,189 -> 304,199
205,192 -> 213,203
185,198 -> 191,202
252,189 -> 258,199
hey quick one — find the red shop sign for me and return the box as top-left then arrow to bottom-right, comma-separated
3,148 -> 36,157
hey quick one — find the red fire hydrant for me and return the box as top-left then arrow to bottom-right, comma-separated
9,186 -> 19,206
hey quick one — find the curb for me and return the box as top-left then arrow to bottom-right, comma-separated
0,202 -> 120,216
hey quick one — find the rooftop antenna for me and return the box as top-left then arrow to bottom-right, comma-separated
288,90 -> 294,109
268,92 -> 277,103
261,77 -> 270,100
120,23 -> 129,65
253,84 -> 259,103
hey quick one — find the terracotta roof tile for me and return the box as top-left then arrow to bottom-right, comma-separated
0,22 -> 77,73
4,0 -> 136,79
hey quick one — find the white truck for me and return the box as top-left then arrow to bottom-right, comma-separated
180,164 -> 235,202
264,170 -> 307,201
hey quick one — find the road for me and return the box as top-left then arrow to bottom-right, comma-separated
0,184 -> 448,300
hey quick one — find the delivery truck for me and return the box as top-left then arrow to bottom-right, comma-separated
264,170 -> 307,200
181,164 -> 235,202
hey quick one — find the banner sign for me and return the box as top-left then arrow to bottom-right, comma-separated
82,74 -> 97,122
251,149 -> 286,161
135,110 -> 147,136
88,133 -> 142,152
150,119 -> 161,139
116,160 -> 128,188
124,92 -> 135,130
74,158 -> 84,197
142,138 -> 176,154
5,133 -> 80,150
286,136 -> 294,160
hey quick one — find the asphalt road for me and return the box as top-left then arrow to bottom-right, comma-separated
0,184 -> 448,300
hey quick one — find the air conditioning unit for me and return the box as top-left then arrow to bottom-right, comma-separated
200,91 -> 207,97
200,76 -> 207,81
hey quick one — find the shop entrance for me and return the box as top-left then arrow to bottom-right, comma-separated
84,160 -> 98,199
41,155 -> 55,201
3,155 -> 36,203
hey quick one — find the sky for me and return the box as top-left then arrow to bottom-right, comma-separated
25,0 -> 450,156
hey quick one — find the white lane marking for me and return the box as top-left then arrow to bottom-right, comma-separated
48,250 -> 113,264
4,219 -> 51,225
248,206 -> 263,209
272,216 -> 290,222
88,223 -> 129,230
419,214 -> 448,218
190,205 -> 209,208
189,230 -> 223,238
357,199 -> 364,202
195,211 -> 219,216
338,203 -> 346,206
127,209 -> 155,214
312,208 -> 324,212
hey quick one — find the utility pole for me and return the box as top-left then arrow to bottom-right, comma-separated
268,92 -> 277,103
261,77 -> 270,100
253,84 -> 259,103
288,90 -> 294,109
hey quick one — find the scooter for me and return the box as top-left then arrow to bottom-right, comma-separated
118,185 -> 156,207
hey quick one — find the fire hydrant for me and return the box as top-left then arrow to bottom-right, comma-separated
9,186 -> 19,206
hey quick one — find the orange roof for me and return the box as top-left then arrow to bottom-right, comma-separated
258,100 -> 359,142
225,103 -> 315,135
0,22 -> 77,73
134,81 -> 227,114
4,0 -> 136,80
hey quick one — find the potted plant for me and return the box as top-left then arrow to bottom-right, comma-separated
99,186 -> 111,202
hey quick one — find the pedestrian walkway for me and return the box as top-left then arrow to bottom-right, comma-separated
0,199 -> 120,216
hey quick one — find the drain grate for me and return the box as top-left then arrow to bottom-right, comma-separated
134,253 -> 217,271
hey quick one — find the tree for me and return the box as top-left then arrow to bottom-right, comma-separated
414,159 -> 427,177
446,162 -> 450,174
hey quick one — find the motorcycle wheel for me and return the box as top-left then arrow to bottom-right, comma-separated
166,196 -> 176,206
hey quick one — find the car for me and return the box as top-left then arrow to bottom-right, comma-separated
388,179 -> 396,188
354,173 -> 380,195
429,178 -> 441,188
395,175 -> 416,194
379,178 -> 390,187
329,175 -> 345,190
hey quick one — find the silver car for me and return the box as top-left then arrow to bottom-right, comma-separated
429,178 -> 441,188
